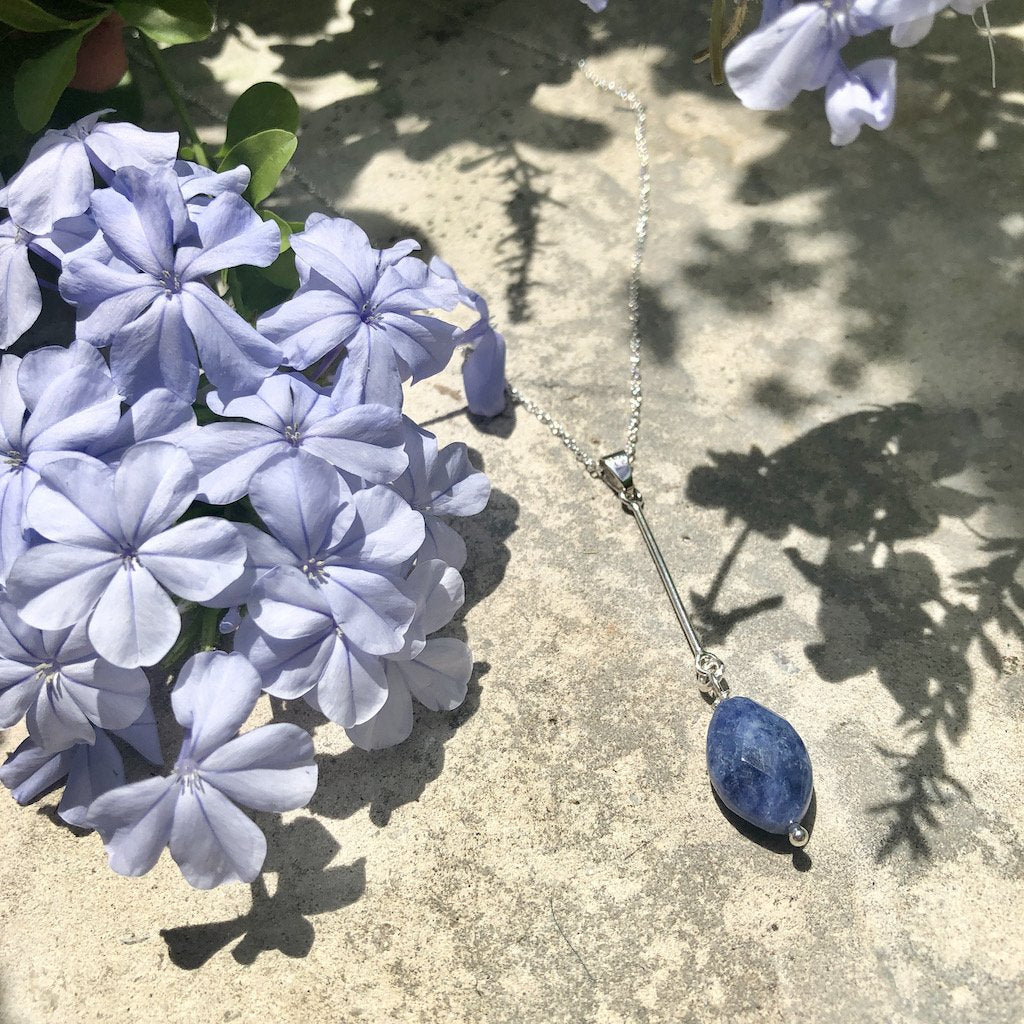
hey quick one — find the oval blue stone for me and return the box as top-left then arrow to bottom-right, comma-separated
706,696 -> 813,835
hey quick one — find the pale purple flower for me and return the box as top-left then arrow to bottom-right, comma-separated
238,556 -> 461,729
430,256 -> 507,418
582,0 -> 608,10
243,451 -> 421,658
4,112 -> 178,235
0,355 -> 122,584
15,340 -> 110,408
59,166 -> 282,402
344,557 -> 468,749
0,598 -> 149,752
12,341 -> 196,460
173,160 -> 251,204
724,0 -> 942,111
1,704 -> 161,828
258,216 -> 460,408
6,442 -> 247,669
462,327 -> 507,418
393,421 -> 490,570
184,372 -> 407,504
825,59 -> 897,145
0,219 -> 42,348
345,638 -> 473,751
88,651 -> 317,889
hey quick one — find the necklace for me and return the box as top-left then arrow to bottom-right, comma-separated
136,19 -> 814,849
504,56 -> 814,849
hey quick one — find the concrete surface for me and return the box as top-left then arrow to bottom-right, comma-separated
1,2 -> 1023,1022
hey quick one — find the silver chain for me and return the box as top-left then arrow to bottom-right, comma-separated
503,56 -> 651,479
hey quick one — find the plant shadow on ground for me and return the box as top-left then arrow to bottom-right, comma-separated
141,0 -> 722,345
136,0 -> 1024,898
687,402 -> 1024,862
673,10 -> 1024,862
158,486 -> 517,967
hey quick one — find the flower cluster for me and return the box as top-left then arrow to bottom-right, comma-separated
725,0 -> 989,145
0,112 -> 503,888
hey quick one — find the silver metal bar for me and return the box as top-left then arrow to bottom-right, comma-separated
621,493 -> 704,661
599,452 -> 730,701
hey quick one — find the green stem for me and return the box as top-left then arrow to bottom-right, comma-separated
709,0 -> 726,87
199,606 -> 222,652
138,33 -> 210,167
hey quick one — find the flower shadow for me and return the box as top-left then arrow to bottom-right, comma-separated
159,816 -> 366,969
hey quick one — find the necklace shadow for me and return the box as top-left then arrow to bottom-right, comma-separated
710,788 -> 817,873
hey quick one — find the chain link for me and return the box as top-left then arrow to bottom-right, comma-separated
505,55 -> 651,478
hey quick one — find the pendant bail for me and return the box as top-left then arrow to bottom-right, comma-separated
599,450 -> 642,506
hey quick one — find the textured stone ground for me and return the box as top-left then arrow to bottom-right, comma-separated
2,2 -> 1023,1022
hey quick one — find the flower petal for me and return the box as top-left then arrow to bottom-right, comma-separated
289,217 -> 379,298
88,564 -> 180,669
28,677 -> 96,750
0,736 -> 71,804
393,638 -> 472,711
344,675 -> 414,751
23,366 -> 122,454
429,442 -> 490,516
59,657 -> 150,731
107,295 -> 199,402
85,122 -> 178,180
170,651 -> 262,761
24,455 -> 120,547
342,485 -> 424,568
178,193 -> 280,278
322,565 -> 415,655
7,135 -> 92,234
331,329 -> 404,409
115,441 -> 198,545
825,59 -> 897,147
302,403 -> 408,482
200,722 -> 317,811
17,340 -> 108,410
248,450 -> 346,561
236,621 -> 332,699
463,327 -> 507,418
0,232 -> 41,348
248,566 -> 335,640
183,422 -> 281,504
7,544 -> 120,630
57,731 -> 126,829
169,785 -> 266,888
725,5 -> 846,111
139,517 -> 246,601
311,635 -> 387,727
257,288 -> 362,370
90,171 -> 176,275
89,775 -> 178,876
180,283 -> 281,400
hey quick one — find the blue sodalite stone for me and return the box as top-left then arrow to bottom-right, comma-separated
706,696 -> 813,835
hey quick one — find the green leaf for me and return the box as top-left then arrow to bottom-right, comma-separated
260,247 -> 299,291
13,26 -> 97,131
218,128 -> 297,205
114,0 -> 211,44
227,264 -> 294,319
259,208 -> 293,250
0,0 -> 101,32
223,82 -> 299,155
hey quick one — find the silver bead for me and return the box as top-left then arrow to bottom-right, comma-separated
788,822 -> 810,848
